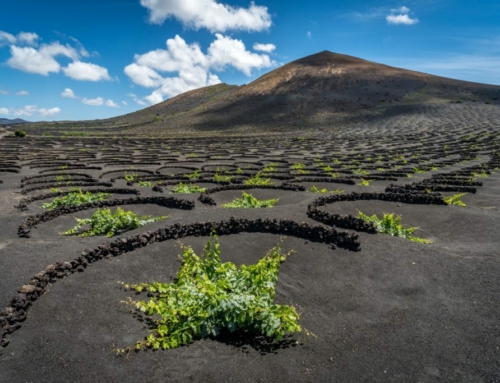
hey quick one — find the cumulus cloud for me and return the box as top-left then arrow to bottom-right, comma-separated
253,43 -> 276,53
0,105 -> 61,117
387,6 -> 419,25
139,0 -> 271,32
0,31 -> 16,46
3,34 -> 111,81
105,99 -> 119,108
122,101 -> 128,106
39,107 -> 61,117
61,88 -> 76,98
124,34 -> 275,104
62,61 -> 111,81
82,97 -> 104,106
15,90 -> 29,96
7,43 -> 78,75
17,32 -> 39,46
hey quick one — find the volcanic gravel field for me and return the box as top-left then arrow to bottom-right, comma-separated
0,115 -> 500,382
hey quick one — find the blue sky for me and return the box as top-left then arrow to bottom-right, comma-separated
0,0 -> 499,121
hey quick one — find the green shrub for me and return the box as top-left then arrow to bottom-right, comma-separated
14,130 -> 26,137
243,172 -> 274,186
352,168 -> 369,175
63,207 -> 167,237
186,169 -> 200,180
358,211 -> 431,244
171,183 -> 206,194
214,171 -> 233,182
43,189 -> 111,210
124,172 -> 138,182
119,235 -> 300,351
444,193 -> 467,206
138,181 -> 155,187
359,178 -> 373,186
310,186 -> 344,194
222,192 -> 278,209
291,163 -> 306,170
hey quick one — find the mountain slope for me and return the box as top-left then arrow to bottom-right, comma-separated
0,118 -> 28,125
29,51 -> 500,135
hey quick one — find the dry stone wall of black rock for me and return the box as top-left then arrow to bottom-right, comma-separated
18,196 -> 195,237
98,169 -> 155,179
15,188 -> 141,211
21,182 -> 114,195
307,191 -> 447,232
198,184 -> 306,205
3,217 -> 362,349
21,173 -> 94,183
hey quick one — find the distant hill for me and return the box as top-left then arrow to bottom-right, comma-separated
0,118 -> 29,125
25,51 -> 500,135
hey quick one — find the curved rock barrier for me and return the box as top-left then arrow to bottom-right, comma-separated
21,182 -> 114,195
15,188 -> 141,211
307,192 -> 446,232
198,184 -> 306,206
0,217 -> 361,349
18,196 -> 195,237
289,177 -> 356,185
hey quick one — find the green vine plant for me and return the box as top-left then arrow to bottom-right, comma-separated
310,186 -> 344,194
124,172 -> 138,182
186,170 -> 201,180
359,178 -> 373,186
63,207 -> 167,237
352,168 -> 369,176
117,234 -> 301,352
214,171 -> 233,182
42,189 -> 111,210
138,181 -> 155,188
222,192 -> 279,209
171,183 -> 207,194
243,172 -> 275,186
358,211 -> 432,244
444,193 -> 467,206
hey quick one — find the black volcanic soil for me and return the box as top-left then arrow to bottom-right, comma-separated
1,117 -> 500,382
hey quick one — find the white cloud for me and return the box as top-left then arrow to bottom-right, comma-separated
13,105 -> 38,117
391,6 -> 410,14
0,31 -> 39,46
1,105 -> 61,117
306,31 -> 312,38
253,43 -> 276,53
62,61 -> 111,81
208,34 -> 273,76
124,63 -> 165,87
4,37 -> 111,81
105,99 -> 119,108
39,107 -> 61,117
139,0 -> 271,32
61,88 -> 76,98
82,97 -> 104,106
125,34 -> 275,105
17,32 -> 39,46
0,89 -> 9,95
122,101 -> 128,105
387,6 -> 419,25
6,43 -> 78,76
15,90 -> 29,96
0,31 -> 16,46
387,14 -> 419,25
